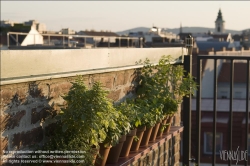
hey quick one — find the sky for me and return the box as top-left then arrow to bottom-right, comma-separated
1,1 -> 250,32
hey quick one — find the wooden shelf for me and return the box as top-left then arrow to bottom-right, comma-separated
106,126 -> 183,166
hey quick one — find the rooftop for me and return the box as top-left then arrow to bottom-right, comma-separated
196,41 -> 229,51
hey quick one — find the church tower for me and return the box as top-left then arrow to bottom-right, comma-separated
215,8 -> 225,33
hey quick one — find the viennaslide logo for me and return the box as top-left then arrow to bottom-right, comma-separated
219,146 -> 248,165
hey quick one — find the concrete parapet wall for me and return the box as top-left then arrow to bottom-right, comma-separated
0,48 -> 185,85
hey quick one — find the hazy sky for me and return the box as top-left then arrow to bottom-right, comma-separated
1,1 -> 250,32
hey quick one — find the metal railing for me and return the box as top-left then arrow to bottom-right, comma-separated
183,55 -> 250,166
7,32 -> 143,48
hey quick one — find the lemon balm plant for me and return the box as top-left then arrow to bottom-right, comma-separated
162,56 -> 197,117
115,100 -> 143,130
59,76 -> 119,148
103,110 -> 131,146
136,55 -> 196,128
60,76 -> 132,166
42,122 -> 96,165
43,76 -> 124,165
135,98 -> 164,128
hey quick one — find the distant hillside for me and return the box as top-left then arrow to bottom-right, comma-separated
116,27 -> 242,35
116,27 -> 150,35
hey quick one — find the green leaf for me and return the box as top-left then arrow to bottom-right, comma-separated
81,115 -> 86,121
135,120 -> 141,127
62,124 -> 68,132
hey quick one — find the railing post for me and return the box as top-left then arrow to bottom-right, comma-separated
228,59 -> 234,166
212,59 -> 218,166
183,54 -> 192,166
183,34 -> 193,166
196,56 -> 201,166
245,60 -> 249,166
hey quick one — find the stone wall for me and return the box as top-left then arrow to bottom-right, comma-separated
0,69 -> 137,164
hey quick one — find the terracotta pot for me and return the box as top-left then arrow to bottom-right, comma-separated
149,122 -> 161,142
163,115 -> 174,134
95,143 -> 111,166
106,135 -> 126,164
157,116 -> 168,137
140,126 -> 153,147
120,128 -> 137,157
92,147 -> 99,164
130,126 -> 146,151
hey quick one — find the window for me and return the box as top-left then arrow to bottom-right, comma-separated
218,26 -> 221,32
220,91 -> 228,99
204,132 -> 223,154
234,91 -> 242,99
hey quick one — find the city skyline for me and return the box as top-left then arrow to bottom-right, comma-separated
1,1 -> 250,32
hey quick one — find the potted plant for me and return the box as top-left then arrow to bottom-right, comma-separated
43,121 -> 97,166
136,98 -> 163,146
106,110 -> 131,163
135,58 -> 167,143
161,97 -> 179,134
116,100 -> 142,157
126,97 -> 163,149
162,56 -> 196,133
136,55 -> 197,137
42,76 -> 122,166
126,94 -> 164,149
